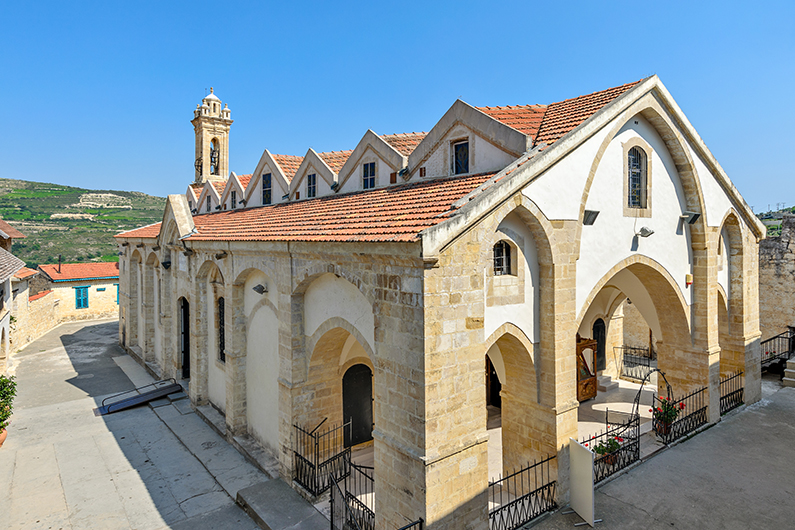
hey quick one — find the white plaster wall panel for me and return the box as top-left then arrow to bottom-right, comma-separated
339,333 -> 369,367
154,269 -> 163,366
244,270 -> 274,317
473,135 -> 516,175
522,126 -> 611,221
422,124 -> 469,178
207,297 -> 226,413
576,116 -> 693,317
304,273 -> 375,354
246,305 -> 280,453
136,264 -> 144,346
484,214 -> 540,343
485,342 -> 506,385
717,226 -> 730,298
688,142 -> 733,228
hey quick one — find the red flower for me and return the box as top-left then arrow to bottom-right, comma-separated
679,403 -> 686,410
585,443 -> 589,447
657,407 -> 662,412
616,437 -> 624,442
649,408 -> 653,412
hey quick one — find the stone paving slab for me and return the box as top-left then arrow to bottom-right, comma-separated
237,480 -> 329,530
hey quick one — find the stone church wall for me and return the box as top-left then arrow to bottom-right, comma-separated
759,215 -> 795,340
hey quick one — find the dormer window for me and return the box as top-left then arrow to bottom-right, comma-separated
453,140 -> 469,175
206,196 -> 211,212
262,173 -> 272,205
493,241 -> 511,276
307,173 -> 317,198
231,191 -> 237,209
363,162 -> 375,189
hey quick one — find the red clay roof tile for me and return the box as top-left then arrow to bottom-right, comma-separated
0,219 -> 25,239
238,174 -> 252,188
273,154 -> 303,182
115,222 -> 161,239
29,289 -> 52,302
39,262 -> 119,281
318,150 -> 353,173
381,132 -> 428,156
14,267 -> 37,280
476,105 -> 547,140
211,180 -> 227,194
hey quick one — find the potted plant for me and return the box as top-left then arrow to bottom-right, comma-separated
0,374 -> 17,448
651,397 -> 685,436
585,435 -> 623,465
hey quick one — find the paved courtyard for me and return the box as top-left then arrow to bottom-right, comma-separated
0,319 -> 263,530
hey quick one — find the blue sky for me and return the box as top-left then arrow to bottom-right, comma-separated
2,1 -> 793,212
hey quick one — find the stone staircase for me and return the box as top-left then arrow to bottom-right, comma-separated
783,358 -> 795,388
597,373 -> 619,392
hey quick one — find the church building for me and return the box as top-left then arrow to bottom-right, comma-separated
115,76 -> 764,529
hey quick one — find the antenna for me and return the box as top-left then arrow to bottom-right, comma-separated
58,254 -> 62,273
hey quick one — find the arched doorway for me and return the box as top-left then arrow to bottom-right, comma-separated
593,318 -> 606,372
179,297 -> 190,379
342,363 -> 373,447
486,356 -> 502,408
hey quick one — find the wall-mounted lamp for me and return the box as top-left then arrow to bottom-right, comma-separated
239,199 -> 247,206
162,260 -> 172,270
637,226 -> 654,238
330,182 -> 339,191
583,210 -> 600,226
182,249 -> 194,256
215,251 -> 228,260
152,245 -> 161,251
398,167 -> 409,177
215,205 -> 222,211
282,194 -> 289,201
121,242 -> 129,247
252,284 -> 268,295
118,251 -> 124,256
680,211 -> 701,225
136,243 -> 145,248
685,273 -> 693,287
191,208 -> 198,215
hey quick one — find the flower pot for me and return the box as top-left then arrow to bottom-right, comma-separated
603,453 -> 618,466
654,420 -> 672,436
0,428 -> 6,448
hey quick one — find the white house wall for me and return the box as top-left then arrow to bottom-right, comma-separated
718,226 -> 730,298
246,304 -> 280,452
688,142 -> 734,228
154,268 -> 163,366
304,273 -> 375,354
207,284 -> 226,413
421,125 -> 516,179
340,149 -> 395,193
576,116 -> 693,317
484,213 -> 540,343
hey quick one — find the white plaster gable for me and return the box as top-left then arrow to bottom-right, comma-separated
159,194 -> 195,244
185,185 -> 201,213
246,148 -> 292,206
336,130 -> 406,193
220,172 -> 247,210
407,99 -> 530,179
196,181 -> 223,214
290,149 -> 337,200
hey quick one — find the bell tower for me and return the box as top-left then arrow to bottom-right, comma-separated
191,88 -> 233,184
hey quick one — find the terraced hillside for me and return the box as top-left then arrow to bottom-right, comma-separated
0,178 -> 165,267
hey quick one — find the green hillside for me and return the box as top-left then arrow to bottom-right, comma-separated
0,178 -> 165,268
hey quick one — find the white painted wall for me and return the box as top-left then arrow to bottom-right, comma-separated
575,115 -> 693,317
206,282 -> 226,413
339,150 -> 396,194
136,263 -> 144,347
420,125 -> 516,179
688,142 -> 733,228
154,267 -> 163,366
717,226 -> 730,298
484,212 -> 540,343
304,273 -> 374,354
486,342 -> 506,384
246,304 -> 280,452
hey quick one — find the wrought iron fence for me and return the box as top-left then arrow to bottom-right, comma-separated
652,386 -> 708,445
488,455 -> 557,530
720,371 -> 744,415
344,459 -> 375,530
581,411 -> 640,483
760,328 -> 795,368
293,419 -> 351,496
330,470 -> 363,530
396,519 -> 424,530
617,345 -> 657,381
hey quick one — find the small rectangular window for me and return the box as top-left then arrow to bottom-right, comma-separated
231,190 -> 237,209
75,286 -> 89,309
307,173 -> 317,198
296,191 -> 300,200
493,242 -> 511,276
262,173 -> 272,205
97,287 -> 106,292
218,297 -> 225,362
390,172 -> 397,184
206,196 -> 211,212
363,162 -> 375,189
453,141 -> 469,175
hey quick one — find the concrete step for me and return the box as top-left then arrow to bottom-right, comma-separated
238,480 -> 328,530
783,377 -> 795,388
598,375 -> 619,392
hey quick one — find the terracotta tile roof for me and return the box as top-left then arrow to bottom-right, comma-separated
39,262 -> 119,282
211,180 -> 227,195
534,80 -> 642,146
273,154 -> 303,181
115,222 -> 161,239
238,174 -> 252,188
0,218 -> 25,239
14,267 -> 37,280
29,289 -> 53,302
381,132 -> 427,156
318,150 -> 353,173
477,105 -> 547,140
188,183 -> 202,200
0,247 -> 24,283
179,172 -> 495,243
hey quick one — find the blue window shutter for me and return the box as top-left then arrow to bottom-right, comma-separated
75,286 -> 89,309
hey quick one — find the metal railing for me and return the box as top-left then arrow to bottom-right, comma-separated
397,519 -> 424,530
344,459 -> 375,530
330,470 -> 363,530
760,328 -> 795,367
488,455 -> 557,530
652,386 -> 708,445
617,345 -> 657,381
293,419 -> 351,496
720,371 -> 744,415
581,411 -> 640,483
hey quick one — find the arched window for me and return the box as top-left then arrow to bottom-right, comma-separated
218,297 -> 225,362
627,146 -> 647,209
493,241 -> 511,276
210,138 -> 220,175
